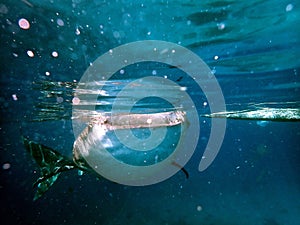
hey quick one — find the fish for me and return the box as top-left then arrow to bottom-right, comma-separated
22,110 -> 188,200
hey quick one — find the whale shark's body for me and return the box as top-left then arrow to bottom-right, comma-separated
23,110 -> 187,200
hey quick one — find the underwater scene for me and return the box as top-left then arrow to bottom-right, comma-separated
0,0 -> 299,225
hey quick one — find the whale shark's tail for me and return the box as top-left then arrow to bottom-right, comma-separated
22,137 -> 77,200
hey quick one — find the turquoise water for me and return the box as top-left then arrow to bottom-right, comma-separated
0,0 -> 299,225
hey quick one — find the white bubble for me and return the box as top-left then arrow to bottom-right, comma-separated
52,51 -> 58,57
152,70 -> 157,75
147,31 -> 151,35
45,71 -> 51,76
18,18 -> 30,30
203,101 -> 208,106
26,50 -> 34,57
214,55 -> 219,60
119,69 -> 125,74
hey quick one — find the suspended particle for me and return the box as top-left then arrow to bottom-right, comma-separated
56,97 -> 64,103
286,4 -> 293,12
179,86 -> 187,91
196,205 -> 202,212
113,31 -> 120,39
57,18 -> 64,26
26,50 -> 34,57
52,51 -> 58,57
18,18 -> 30,30
72,97 -> 80,105
2,163 -> 11,170
75,27 -> 80,35
12,94 -> 18,101
217,22 -> 225,30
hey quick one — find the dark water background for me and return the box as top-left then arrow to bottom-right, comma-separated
1,0 -> 299,225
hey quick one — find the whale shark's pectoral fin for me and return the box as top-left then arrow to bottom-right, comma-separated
22,137 -> 76,200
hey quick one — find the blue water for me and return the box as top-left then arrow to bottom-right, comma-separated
1,0 -> 299,225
